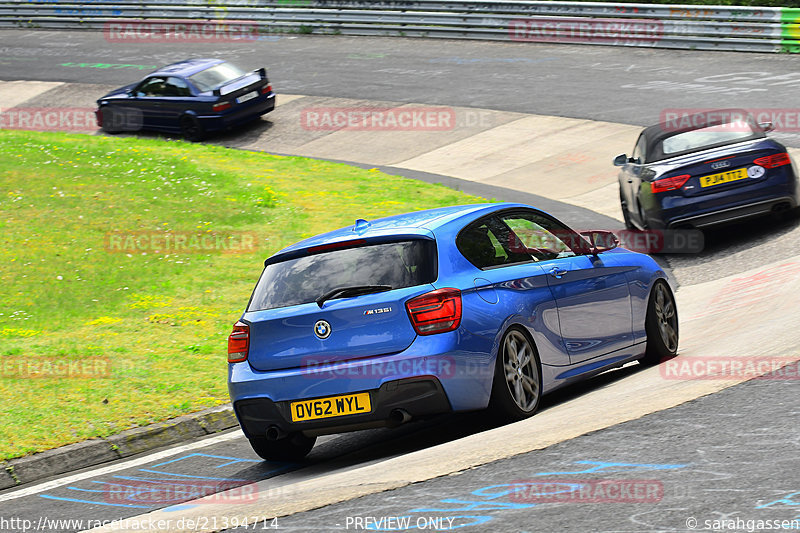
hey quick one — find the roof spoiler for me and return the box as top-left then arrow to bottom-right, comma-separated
212,68 -> 267,97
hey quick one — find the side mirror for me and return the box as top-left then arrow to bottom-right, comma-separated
613,154 -> 629,166
758,121 -> 775,133
580,230 -> 619,254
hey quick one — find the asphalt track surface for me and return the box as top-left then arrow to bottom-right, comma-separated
1,30 -> 800,533
1,30 -> 800,148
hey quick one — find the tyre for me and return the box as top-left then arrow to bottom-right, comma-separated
640,280 -> 679,365
489,327 -> 542,421
180,115 -> 205,142
100,107 -> 121,134
248,432 -> 316,462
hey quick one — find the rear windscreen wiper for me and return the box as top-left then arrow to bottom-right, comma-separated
316,285 -> 392,308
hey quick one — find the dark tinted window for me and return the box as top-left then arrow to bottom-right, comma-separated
163,77 -> 192,97
135,77 -> 168,97
457,218 -> 531,269
248,240 -> 436,312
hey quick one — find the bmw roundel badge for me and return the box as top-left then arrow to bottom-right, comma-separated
314,320 -> 332,339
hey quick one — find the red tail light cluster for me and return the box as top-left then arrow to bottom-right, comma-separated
213,102 -> 232,112
227,321 -> 250,363
651,174 -> 691,194
754,152 -> 791,169
405,288 -> 462,336
261,84 -> 273,94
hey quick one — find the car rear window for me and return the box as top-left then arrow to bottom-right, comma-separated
189,62 -> 247,92
660,120 -> 758,156
247,240 -> 437,312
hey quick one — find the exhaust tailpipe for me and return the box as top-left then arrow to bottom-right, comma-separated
389,409 -> 412,426
266,425 -> 287,441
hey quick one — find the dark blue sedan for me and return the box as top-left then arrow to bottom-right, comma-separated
228,203 -> 678,461
615,109 -> 798,229
95,58 -> 275,141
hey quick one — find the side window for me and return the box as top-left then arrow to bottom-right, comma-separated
164,77 -> 192,97
631,134 -> 647,164
500,211 -> 589,261
457,218 -> 531,270
135,77 -> 168,97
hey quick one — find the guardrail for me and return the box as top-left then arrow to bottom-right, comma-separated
1,0 -> 798,53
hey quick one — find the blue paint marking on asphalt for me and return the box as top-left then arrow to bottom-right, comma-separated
39,494 -> 150,508
37,453 -> 290,509
756,491 -> 800,518
136,469 -> 251,481
162,504 -> 199,512
147,453 -> 261,469
361,460 -> 690,530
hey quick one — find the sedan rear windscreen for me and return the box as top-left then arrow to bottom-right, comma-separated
189,62 -> 247,92
660,121 -> 758,156
248,240 -> 437,312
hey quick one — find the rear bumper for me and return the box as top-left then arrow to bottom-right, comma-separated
198,93 -> 275,132
652,169 -> 799,229
234,377 -> 451,438
228,330 -> 494,437
665,196 -> 796,228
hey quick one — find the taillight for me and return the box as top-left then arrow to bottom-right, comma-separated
260,84 -> 272,94
651,174 -> 691,194
227,321 -> 249,363
405,288 -> 462,336
754,152 -> 791,169
213,101 -> 232,112
95,108 -> 102,127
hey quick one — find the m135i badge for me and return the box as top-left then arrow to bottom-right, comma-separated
364,307 -> 392,316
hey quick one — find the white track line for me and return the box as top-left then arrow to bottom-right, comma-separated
0,431 -> 241,503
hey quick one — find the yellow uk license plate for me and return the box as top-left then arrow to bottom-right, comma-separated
290,392 -> 372,422
699,168 -> 748,188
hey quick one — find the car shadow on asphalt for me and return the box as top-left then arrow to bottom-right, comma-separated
226,360 -> 648,483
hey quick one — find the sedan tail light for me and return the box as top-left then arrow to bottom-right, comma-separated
260,84 -> 273,94
405,288 -> 462,335
753,152 -> 791,169
227,321 -> 250,363
651,174 -> 691,194
213,102 -> 232,112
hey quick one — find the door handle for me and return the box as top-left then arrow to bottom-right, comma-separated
548,267 -> 567,279
627,178 -> 633,183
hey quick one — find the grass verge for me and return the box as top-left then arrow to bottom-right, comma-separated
0,130 -> 484,460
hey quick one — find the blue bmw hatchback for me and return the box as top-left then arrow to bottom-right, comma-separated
228,203 -> 678,460
96,58 -> 275,141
